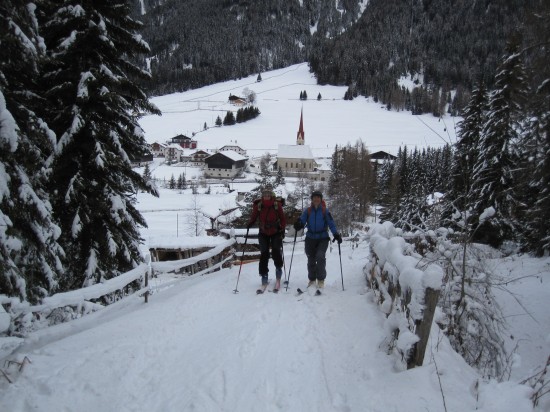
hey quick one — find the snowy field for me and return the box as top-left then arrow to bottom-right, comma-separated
1,64 -> 548,412
139,63 -> 458,159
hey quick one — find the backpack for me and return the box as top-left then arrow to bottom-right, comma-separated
256,197 -> 285,211
254,197 -> 285,230
307,200 -> 327,220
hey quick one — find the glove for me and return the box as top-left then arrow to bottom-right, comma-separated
246,222 -> 253,229
279,230 -> 285,239
293,221 -> 303,231
333,233 -> 342,244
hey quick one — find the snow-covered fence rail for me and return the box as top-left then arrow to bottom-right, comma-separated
1,239 -> 238,337
150,238 -> 236,274
0,263 -> 149,336
364,222 -> 443,369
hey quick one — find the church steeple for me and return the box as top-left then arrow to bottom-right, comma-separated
296,108 -> 305,145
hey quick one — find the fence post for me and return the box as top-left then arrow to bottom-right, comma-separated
144,267 -> 149,303
408,287 -> 440,368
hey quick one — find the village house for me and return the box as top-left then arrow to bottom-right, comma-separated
369,150 -> 397,172
203,150 -> 247,179
219,144 -> 247,157
149,142 -> 167,157
170,134 -> 197,149
228,94 -> 247,106
189,150 -> 210,166
130,151 -> 153,167
165,143 -> 186,163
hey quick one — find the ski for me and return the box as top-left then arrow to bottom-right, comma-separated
297,287 -> 322,296
256,281 -> 270,294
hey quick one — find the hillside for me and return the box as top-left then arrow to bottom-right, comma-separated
139,63 -> 458,159
134,0 -> 531,114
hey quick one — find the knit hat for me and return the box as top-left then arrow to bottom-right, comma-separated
262,184 -> 274,196
310,191 -> 323,199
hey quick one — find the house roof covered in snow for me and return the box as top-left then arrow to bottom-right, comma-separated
277,144 -> 314,159
209,150 -> 247,162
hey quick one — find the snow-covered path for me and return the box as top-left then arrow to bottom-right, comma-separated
0,240 -> 529,412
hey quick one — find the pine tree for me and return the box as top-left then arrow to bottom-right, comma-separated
522,4 -> 550,255
317,92 -> 322,101
448,82 -> 488,213
0,1 -> 64,303
223,111 -> 236,125
169,174 -> 176,189
40,0 -> 160,290
274,167 -> 285,187
143,163 -> 152,182
215,115 -> 222,126
470,38 -> 529,247
182,173 -> 188,190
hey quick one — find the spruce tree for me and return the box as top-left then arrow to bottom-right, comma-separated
522,4 -> 550,255
40,0 -> 160,289
223,111 -> 236,125
449,82 -> 488,213
0,1 -> 65,303
470,39 -> 529,247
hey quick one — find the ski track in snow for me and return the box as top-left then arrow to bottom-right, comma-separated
0,242 -> 395,412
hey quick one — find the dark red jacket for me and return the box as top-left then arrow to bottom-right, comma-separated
248,198 -> 286,236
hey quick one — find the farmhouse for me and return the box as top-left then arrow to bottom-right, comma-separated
165,143 -> 186,163
170,134 -> 197,149
219,144 -> 247,156
150,142 -> 167,157
228,94 -> 247,106
190,150 -> 210,166
204,150 -> 247,178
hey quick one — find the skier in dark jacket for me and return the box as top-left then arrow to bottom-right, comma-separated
293,191 -> 342,289
247,185 -> 286,289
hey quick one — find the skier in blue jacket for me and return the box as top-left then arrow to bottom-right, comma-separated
293,191 -> 342,289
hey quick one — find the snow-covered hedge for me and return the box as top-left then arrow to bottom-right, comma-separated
364,221 -> 443,368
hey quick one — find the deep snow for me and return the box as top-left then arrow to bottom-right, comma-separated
0,64 -> 547,412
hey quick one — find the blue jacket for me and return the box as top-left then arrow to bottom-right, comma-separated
298,202 -> 338,240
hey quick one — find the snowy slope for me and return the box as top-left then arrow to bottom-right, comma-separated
139,63 -> 458,159
0,240 -> 534,411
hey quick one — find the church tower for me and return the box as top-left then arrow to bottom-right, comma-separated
296,109 -> 305,145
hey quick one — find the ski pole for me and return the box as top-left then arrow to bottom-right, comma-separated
285,230 -> 298,291
280,232 -> 288,284
233,227 -> 249,293
338,241 -> 344,291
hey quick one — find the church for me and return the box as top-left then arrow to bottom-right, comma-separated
276,109 -> 317,175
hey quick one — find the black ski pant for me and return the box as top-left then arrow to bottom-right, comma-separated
305,237 -> 330,281
258,232 -> 283,278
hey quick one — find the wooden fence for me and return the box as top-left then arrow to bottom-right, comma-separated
364,222 -> 443,369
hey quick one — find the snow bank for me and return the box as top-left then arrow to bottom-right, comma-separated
365,222 -> 444,365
